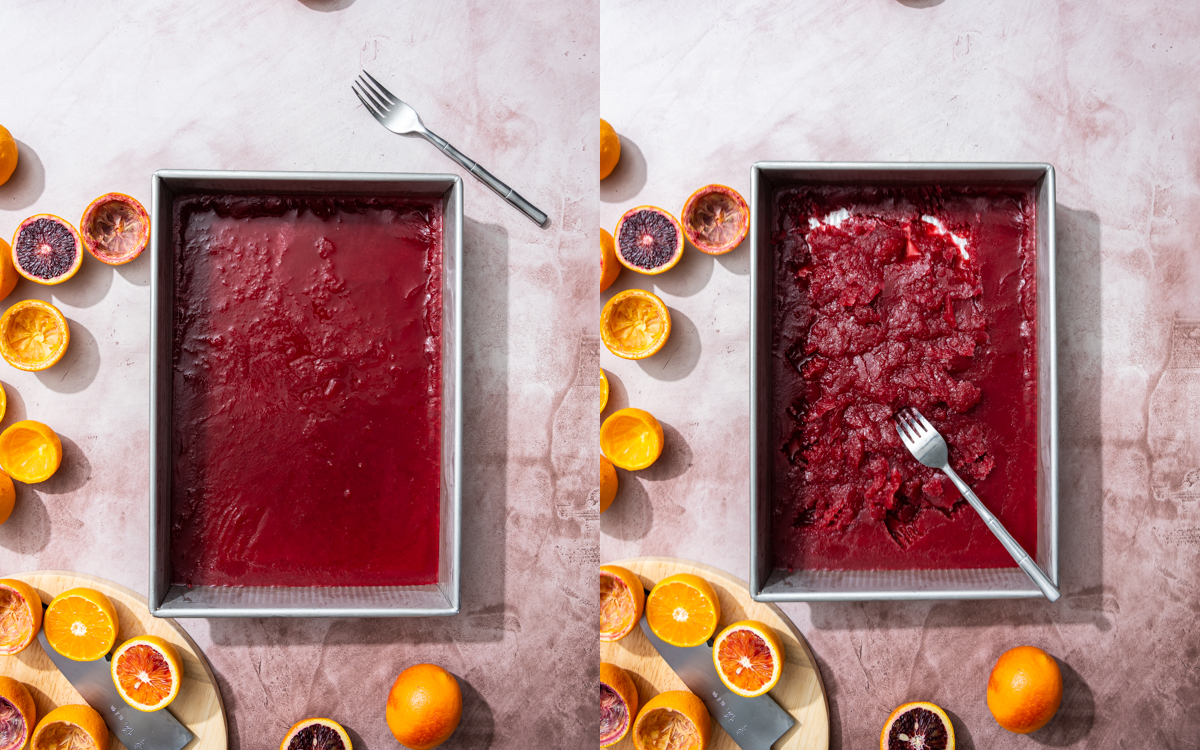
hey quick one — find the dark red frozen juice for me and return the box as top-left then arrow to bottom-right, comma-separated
770,185 -> 1038,570
170,195 -> 442,587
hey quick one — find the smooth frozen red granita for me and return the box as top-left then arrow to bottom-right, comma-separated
770,185 -> 1038,570
170,194 -> 442,587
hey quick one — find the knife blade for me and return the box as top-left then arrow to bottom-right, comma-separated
640,617 -> 795,750
37,629 -> 194,750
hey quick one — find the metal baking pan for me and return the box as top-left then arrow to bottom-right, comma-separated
148,169 -> 463,617
749,162 -> 1058,601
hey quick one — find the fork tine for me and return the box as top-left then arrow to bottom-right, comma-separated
360,70 -> 399,105
897,408 -> 920,437
352,86 -> 386,124
913,409 -> 935,433
353,79 -> 390,114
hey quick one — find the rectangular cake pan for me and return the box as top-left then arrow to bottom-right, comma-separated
749,162 -> 1058,602
148,169 -> 463,617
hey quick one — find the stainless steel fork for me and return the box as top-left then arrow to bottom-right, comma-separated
894,407 -> 1060,601
353,71 -> 549,228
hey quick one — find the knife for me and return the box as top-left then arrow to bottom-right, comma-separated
640,617 -> 795,750
37,629 -> 194,750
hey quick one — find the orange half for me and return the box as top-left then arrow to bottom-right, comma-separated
645,573 -> 720,648
712,620 -> 784,697
600,456 -> 618,514
600,564 -> 644,642
601,408 -> 664,471
599,369 -> 609,412
280,717 -> 352,750
0,675 -> 36,750
0,300 -> 70,372
0,578 -> 43,655
600,662 -> 638,747
0,420 -> 63,484
44,587 -> 118,662
31,705 -> 108,750
681,184 -> 749,255
601,289 -> 671,360
880,701 -> 955,750
112,635 -> 182,711
632,690 -> 712,750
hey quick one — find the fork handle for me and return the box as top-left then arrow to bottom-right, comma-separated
423,131 -> 549,227
943,465 -> 1061,602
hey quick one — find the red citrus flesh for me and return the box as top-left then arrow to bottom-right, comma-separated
614,206 -> 684,274
81,192 -> 149,265
715,630 -> 775,693
600,683 -> 628,744
11,215 -> 83,284
0,697 -> 28,750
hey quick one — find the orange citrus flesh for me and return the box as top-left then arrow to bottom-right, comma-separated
601,228 -> 621,292
385,663 -> 462,750
112,635 -> 181,711
44,588 -> 117,662
987,645 -> 1062,734
0,240 -> 17,302
601,289 -> 671,360
31,704 -> 108,750
600,565 -> 644,642
0,126 -> 16,186
0,473 -> 14,526
713,621 -> 783,697
0,579 -> 42,655
280,718 -> 352,750
633,691 -> 711,750
645,574 -> 721,648
600,456 -> 618,514
0,676 -> 36,750
0,421 -> 63,484
682,186 -> 748,255
0,382 -> 6,422
600,369 -> 609,411
0,300 -> 69,371
600,408 -> 664,471
600,119 -> 621,179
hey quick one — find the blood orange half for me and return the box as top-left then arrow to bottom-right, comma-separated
111,635 -> 182,711
0,579 -> 42,655
80,192 -> 149,266
600,564 -> 644,642
600,662 -> 638,747
614,206 -> 684,274
10,215 -> 83,285
681,184 -> 748,255
712,620 -> 783,697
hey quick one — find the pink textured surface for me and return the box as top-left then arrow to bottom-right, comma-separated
0,2 -> 597,748
602,1 -> 1200,747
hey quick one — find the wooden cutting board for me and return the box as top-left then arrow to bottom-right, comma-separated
2,571 -> 227,750
602,557 -> 829,750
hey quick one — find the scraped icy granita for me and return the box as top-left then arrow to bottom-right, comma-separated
170,194 -> 442,587
770,185 -> 1038,570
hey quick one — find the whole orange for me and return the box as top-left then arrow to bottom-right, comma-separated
986,645 -> 1063,733
386,663 -> 463,750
